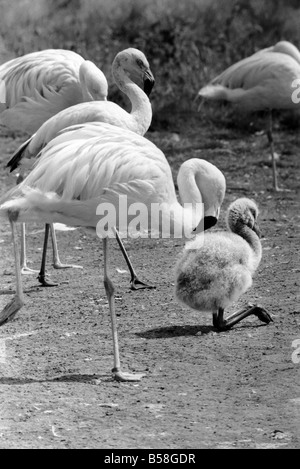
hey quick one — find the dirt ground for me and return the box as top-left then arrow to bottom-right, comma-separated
0,116 -> 299,449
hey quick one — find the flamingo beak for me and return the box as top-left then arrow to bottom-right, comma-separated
143,70 -> 155,97
192,215 -> 217,234
203,215 -> 218,230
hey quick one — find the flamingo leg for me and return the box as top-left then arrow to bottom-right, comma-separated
20,223 -> 39,275
197,96 -> 205,112
0,216 -> 25,326
50,223 -> 83,270
266,110 -> 280,191
103,235 -> 145,382
17,173 -> 37,275
213,305 -> 272,331
266,111 -> 291,192
16,173 -> 37,274
114,228 -> 155,290
37,224 -> 58,287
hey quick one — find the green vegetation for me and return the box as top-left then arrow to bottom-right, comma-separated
0,0 -> 299,126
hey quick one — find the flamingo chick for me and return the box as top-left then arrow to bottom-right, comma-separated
0,122 -> 225,381
7,47 -> 155,288
198,41 -> 300,191
175,198 -> 272,330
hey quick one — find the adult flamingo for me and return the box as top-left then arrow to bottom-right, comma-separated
1,48 -> 108,277
6,48 -> 155,288
197,41 -> 300,191
0,122 -> 226,381
0,48 -> 108,134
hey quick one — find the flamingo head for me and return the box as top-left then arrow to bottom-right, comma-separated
227,198 -> 261,238
114,48 -> 155,97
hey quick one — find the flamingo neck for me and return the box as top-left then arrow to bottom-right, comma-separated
79,73 -> 94,102
234,224 -> 262,269
79,62 -> 99,102
273,41 -> 300,64
167,162 -> 205,237
112,67 -> 152,135
177,160 -> 204,207
81,87 -> 94,101
165,202 -> 203,238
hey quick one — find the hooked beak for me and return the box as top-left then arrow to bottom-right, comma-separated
192,215 -> 218,235
202,204 -> 220,231
203,216 -> 218,231
143,69 -> 155,97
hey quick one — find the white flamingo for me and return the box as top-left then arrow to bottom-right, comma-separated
197,41 -> 300,191
1,48 -> 108,277
6,48 -> 155,287
0,48 -> 108,134
175,198 -> 272,329
8,48 -> 155,167
0,122 -> 226,381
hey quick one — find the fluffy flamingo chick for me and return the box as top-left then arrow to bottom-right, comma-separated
175,198 -> 272,330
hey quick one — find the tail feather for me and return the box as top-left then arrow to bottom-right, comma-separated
7,135 -> 33,172
0,186 -> 97,226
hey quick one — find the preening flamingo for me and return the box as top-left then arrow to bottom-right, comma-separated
0,122 -> 226,381
7,47 -> 155,288
0,48 -> 108,134
175,198 -> 272,330
198,41 -> 300,191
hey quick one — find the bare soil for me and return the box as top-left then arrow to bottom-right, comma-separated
0,116 -> 299,449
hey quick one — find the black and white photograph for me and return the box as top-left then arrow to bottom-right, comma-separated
0,0 -> 299,450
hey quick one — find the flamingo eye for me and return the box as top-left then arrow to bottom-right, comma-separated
136,58 -> 144,68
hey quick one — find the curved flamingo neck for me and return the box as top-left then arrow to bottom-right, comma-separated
177,162 -> 204,207
79,62 -> 108,102
81,86 -> 94,101
112,66 -> 152,135
79,65 -> 94,102
273,41 -> 300,64
164,162 -> 205,237
233,223 -> 262,268
166,202 -> 203,239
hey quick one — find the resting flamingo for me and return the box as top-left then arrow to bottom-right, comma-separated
0,48 -> 108,134
197,41 -> 300,191
1,48 -> 108,277
7,48 -> 155,288
0,122 -> 226,381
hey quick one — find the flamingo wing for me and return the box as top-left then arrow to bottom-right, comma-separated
1,123 -> 176,227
